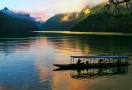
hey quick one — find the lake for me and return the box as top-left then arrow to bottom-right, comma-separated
0,31 -> 132,90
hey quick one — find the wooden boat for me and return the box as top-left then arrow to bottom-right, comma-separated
53,56 -> 130,69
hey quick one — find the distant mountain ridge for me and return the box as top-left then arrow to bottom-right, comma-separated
1,7 -> 43,28
41,14 -> 76,30
41,8 -> 91,30
0,11 -> 40,33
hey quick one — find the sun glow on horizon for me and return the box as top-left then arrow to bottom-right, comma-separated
0,0 -> 104,22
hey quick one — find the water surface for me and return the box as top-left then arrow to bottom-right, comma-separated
0,31 -> 132,90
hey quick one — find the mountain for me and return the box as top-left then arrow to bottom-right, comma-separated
41,8 -> 90,31
1,7 -> 43,28
0,12 -> 40,34
41,14 -> 76,30
70,3 -> 132,33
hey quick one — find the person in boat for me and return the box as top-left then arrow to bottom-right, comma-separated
86,61 -> 89,65
116,58 -> 121,64
99,59 -> 103,64
76,59 -> 81,64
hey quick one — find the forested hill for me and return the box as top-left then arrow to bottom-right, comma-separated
70,5 -> 132,33
0,12 -> 40,34
41,14 -> 76,30
41,8 -> 90,31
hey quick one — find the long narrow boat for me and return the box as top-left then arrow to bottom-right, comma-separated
53,56 -> 130,68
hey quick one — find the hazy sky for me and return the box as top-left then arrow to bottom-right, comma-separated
0,0 -> 105,22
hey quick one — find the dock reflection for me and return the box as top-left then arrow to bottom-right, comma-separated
54,66 -> 128,79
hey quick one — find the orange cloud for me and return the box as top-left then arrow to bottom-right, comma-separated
10,0 -> 105,22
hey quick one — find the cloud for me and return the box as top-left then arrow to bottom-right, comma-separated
52,0 -> 88,13
11,0 -> 105,22
52,0 -> 104,13
38,0 -> 105,22
31,11 -> 50,22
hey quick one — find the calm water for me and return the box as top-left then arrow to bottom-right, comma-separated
0,31 -> 132,90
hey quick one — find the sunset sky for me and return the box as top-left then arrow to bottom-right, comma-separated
0,0 -> 105,22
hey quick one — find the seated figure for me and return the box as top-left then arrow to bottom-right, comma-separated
116,58 -> 121,64
77,59 -> 81,64
86,61 -> 89,65
99,59 -> 103,64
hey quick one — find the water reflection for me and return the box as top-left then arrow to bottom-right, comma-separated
39,32 -> 132,57
54,66 -> 128,79
0,33 -> 38,54
0,31 -> 132,90
70,66 -> 128,79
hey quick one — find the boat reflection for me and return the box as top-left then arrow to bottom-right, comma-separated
54,66 -> 128,79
